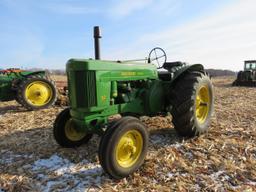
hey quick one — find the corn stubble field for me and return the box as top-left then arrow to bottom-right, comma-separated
0,76 -> 255,191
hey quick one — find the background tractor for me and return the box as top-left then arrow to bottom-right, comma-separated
0,68 -> 57,110
233,60 -> 256,86
53,26 -> 214,179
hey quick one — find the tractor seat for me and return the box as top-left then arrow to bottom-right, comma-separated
162,61 -> 184,70
158,71 -> 172,81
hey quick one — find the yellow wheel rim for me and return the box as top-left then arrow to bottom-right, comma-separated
64,120 -> 86,141
196,85 -> 210,124
115,130 -> 143,168
25,81 -> 53,106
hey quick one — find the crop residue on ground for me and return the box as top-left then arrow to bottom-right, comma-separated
0,77 -> 256,191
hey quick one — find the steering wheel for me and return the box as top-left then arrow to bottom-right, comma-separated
148,47 -> 167,69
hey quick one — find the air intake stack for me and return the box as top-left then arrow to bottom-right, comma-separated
93,26 -> 101,60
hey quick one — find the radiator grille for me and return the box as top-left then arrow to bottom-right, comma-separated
74,71 -> 96,108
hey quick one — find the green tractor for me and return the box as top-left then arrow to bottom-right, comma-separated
0,68 -> 57,110
53,27 -> 214,179
233,60 -> 256,86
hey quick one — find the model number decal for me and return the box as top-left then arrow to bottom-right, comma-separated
121,72 -> 144,76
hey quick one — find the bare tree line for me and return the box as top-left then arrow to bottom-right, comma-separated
26,68 -> 236,77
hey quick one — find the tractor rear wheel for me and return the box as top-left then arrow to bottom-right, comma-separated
98,116 -> 149,179
170,71 -> 214,137
17,77 -> 57,110
53,108 -> 93,148
15,95 -> 22,105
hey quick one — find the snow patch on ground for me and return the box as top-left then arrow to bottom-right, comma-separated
150,134 -> 170,144
30,154 -> 103,192
149,134 -> 183,149
32,154 -> 69,171
0,150 -> 32,164
165,172 -> 187,180
209,170 -> 225,180
247,181 -> 256,186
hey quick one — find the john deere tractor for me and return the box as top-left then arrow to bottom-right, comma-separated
0,68 -> 57,110
53,27 -> 214,179
233,60 -> 256,86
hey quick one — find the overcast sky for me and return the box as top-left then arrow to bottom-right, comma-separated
0,0 -> 255,71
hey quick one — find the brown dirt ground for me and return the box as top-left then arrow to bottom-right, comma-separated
0,76 -> 255,191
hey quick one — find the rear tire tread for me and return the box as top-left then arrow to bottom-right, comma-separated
170,71 -> 214,137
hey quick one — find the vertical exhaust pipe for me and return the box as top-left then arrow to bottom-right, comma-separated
93,26 -> 101,60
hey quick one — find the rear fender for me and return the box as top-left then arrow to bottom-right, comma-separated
20,71 -> 46,77
171,64 -> 204,83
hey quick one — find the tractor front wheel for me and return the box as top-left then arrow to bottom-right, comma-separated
170,71 -> 214,137
17,77 -> 57,110
53,108 -> 93,148
98,116 -> 149,179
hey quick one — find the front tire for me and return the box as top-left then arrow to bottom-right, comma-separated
170,71 -> 214,137
53,108 -> 92,148
99,116 -> 149,179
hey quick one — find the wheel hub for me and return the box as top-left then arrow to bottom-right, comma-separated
122,139 -> 137,156
196,85 -> 210,124
64,119 -> 86,141
116,130 -> 143,168
25,81 -> 53,106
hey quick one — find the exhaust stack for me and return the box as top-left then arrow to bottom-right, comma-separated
93,26 -> 101,60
